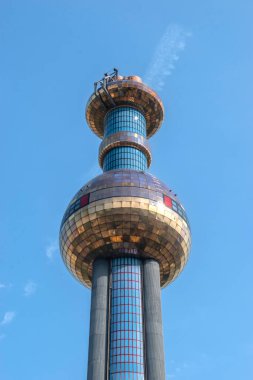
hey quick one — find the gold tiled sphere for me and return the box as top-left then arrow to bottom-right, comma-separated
59,170 -> 191,288
85,76 -> 164,139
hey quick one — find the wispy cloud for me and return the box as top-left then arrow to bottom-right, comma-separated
24,281 -> 37,297
80,162 -> 101,184
0,311 -> 16,326
0,283 -> 13,290
46,240 -> 58,260
144,24 -> 191,91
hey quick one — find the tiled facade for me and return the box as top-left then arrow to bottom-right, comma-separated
110,258 -> 144,379
59,73 -> 191,379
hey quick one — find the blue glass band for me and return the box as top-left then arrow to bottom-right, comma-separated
103,146 -> 147,171
104,107 -> 146,137
109,257 -> 145,380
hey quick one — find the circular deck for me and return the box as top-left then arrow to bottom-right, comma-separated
85,77 -> 164,139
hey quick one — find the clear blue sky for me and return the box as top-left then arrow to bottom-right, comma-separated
1,1 -> 252,379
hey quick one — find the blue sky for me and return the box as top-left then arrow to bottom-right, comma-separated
1,1 -> 253,379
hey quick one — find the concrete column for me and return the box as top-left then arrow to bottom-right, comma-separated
143,259 -> 165,380
87,259 -> 109,380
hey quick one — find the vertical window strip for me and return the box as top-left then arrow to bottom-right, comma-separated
103,146 -> 147,172
104,107 -> 146,138
109,258 -> 145,380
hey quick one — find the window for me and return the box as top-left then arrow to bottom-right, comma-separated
103,146 -> 147,172
163,195 -> 172,208
80,194 -> 89,207
163,194 -> 190,227
105,107 -> 146,137
109,258 -> 145,379
61,193 -> 90,227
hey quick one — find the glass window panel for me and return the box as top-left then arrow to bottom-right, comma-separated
109,257 -> 144,377
104,107 -> 146,138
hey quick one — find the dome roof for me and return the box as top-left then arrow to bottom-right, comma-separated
59,170 -> 191,288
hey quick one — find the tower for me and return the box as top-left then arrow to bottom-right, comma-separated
59,69 -> 191,380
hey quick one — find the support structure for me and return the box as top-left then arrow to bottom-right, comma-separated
59,72 -> 191,380
144,260 -> 165,380
87,259 -> 109,380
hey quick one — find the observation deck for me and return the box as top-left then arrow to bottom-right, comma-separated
85,71 -> 164,138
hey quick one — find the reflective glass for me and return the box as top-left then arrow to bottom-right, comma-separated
104,107 -> 146,137
103,146 -> 147,171
109,258 -> 145,379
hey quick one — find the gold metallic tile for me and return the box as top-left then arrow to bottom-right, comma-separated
59,169 -> 191,289
86,77 -> 164,139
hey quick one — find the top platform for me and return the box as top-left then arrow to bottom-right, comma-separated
85,74 -> 164,139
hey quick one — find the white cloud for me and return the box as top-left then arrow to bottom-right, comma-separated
46,241 -> 58,260
0,311 -> 16,326
80,161 -> 101,183
0,283 -> 6,289
24,281 -> 37,297
144,24 -> 191,91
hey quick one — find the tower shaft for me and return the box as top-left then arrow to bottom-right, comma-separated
87,259 -> 109,379
87,104 -> 165,379
88,258 -> 165,380
144,260 -> 165,379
